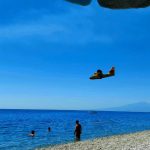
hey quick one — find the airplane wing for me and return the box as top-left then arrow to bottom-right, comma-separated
90,74 -> 111,79
90,75 -> 103,80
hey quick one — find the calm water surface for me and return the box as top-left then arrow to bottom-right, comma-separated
1,109 -> 150,150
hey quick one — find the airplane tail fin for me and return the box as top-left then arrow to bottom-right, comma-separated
109,67 -> 115,75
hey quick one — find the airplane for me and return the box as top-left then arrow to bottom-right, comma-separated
89,67 -> 115,80
65,0 -> 150,9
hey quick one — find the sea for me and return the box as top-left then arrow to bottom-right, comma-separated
1,109 -> 150,150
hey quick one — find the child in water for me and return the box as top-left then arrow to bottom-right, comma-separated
29,130 -> 35,137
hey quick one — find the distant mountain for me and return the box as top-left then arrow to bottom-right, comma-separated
104,102 -> 150,112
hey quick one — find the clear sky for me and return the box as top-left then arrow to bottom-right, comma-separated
0,0 -> 150,110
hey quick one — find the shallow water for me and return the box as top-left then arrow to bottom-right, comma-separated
1,109 -> 150,150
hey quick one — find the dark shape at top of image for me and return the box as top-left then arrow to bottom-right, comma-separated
65,0 -> 92,6
66,0 -> 150,9
97,0 -> 150,9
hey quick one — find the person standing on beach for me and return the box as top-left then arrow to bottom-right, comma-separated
74,120 -> 82,141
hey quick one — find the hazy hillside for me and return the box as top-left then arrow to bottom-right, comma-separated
105,102 -> 150,112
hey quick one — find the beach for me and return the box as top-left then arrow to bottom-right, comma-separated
38,130 -> 150,150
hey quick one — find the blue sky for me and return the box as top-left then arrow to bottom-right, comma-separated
0,0 -> 150,110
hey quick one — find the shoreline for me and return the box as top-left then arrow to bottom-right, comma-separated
37,130 -> 150,150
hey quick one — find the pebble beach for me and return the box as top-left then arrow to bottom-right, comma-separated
38,130 -> 150,150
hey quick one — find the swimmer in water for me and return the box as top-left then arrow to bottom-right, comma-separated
48,127 -> 51,132
29,130 -> 35,137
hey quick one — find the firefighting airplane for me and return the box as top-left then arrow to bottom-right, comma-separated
90,67 -> 115,80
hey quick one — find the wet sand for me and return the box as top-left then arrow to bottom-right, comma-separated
37,130 -> 150,150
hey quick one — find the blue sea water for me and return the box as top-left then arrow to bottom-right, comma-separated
1,110 -> 150,150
